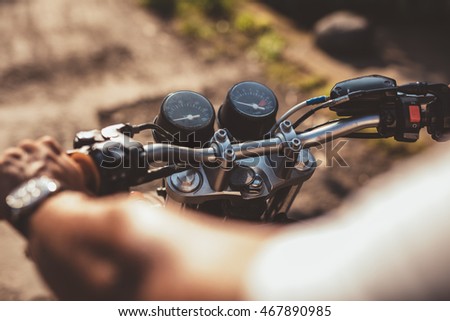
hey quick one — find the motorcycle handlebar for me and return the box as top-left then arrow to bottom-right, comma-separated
143,143 -> 217,164
72,74 -> 450,195
299,114 -> 380,147
142,114 -> 381,164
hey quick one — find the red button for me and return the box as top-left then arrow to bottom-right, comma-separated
409,105 -> 421,123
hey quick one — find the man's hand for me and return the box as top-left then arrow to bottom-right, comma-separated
0,136 -> 86,219
27,193 -> 274,300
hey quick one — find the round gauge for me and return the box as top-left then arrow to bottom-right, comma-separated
155,91 -> 215,147
162,91 -> 215,130
229,82 -> 278,117
219,81 -> 278,141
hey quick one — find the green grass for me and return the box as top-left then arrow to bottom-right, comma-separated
254,31 -> 285,61
234,11 -> 271,36
265,60 -> 328,94
141,0 -> 331,99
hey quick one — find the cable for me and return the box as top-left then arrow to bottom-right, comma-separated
292,105 -> 326,129
296,119 -> 340,134
343,132 -> 383,139
133,122 -> 174,142
292,95 -> 352,130
296,118 -> 383,140
267,95 -> 329,135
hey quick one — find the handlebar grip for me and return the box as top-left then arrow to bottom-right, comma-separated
68,152 -> 101,194
426,84 -> 450,142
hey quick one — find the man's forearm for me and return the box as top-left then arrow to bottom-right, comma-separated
26,192 -> 152,299
26,192 -> 278,300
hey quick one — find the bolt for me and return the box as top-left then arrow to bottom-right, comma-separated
215,129 -> 227,142
290,138 -> 301,151
281,120 -> 292,133
170,169 -> 201,193
177,172 -> 195,186
220,148 -> 235,170
224,148 -> 235,160
283,138 -> 301,161
247,174 -> 263,194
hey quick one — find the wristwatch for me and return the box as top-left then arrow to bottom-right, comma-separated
5,176 -> 62,237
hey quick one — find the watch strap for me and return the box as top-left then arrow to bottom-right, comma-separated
6,176 -> 62,237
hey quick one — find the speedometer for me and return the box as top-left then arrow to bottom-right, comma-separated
155,91 -> 215,147
218,81 -> 278,141
230,82 -> 278,117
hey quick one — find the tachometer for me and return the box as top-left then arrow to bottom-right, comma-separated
218,81 -> 278,141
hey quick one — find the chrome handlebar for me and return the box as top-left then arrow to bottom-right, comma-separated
299,114 -> 380,147
142,115 -> 381,164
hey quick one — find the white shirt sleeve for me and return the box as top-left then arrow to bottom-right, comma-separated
244,145 -> 450,300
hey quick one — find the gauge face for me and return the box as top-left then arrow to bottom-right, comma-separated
155,90 -> 216,147
219,81 -> 278,141
162,91 -> 215,130
229,82 -> 278,117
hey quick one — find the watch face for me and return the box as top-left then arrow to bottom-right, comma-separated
6,176 -> 60,222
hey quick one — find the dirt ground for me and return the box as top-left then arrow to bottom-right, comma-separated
0,0 -> 449,300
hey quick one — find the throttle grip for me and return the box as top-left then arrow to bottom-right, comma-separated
68,151 -> 101,194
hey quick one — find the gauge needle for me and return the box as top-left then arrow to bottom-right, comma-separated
236,101 -> 266,110
173,114 -> 201,122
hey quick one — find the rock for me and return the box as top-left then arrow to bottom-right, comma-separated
314,11 -> 373,56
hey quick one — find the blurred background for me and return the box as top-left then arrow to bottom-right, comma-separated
1,0 -> 449,300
